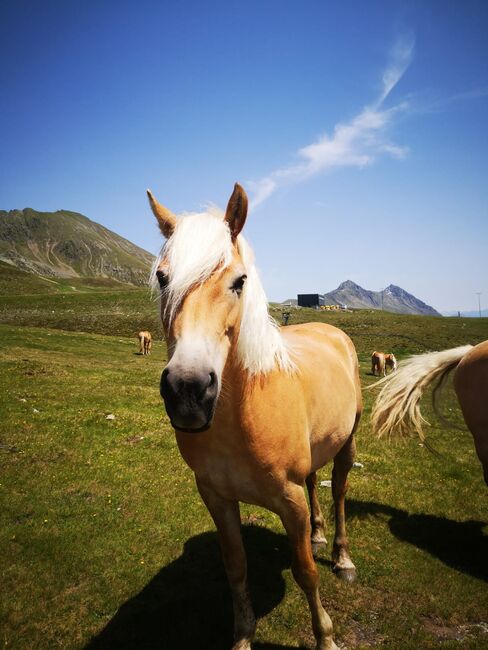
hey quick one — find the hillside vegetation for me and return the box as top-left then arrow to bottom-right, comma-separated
0,208 -> 154,287
0,260 -> 142,295
0,287 -> 485,355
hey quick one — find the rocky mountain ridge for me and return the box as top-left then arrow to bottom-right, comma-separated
323,280 -> 440,315
0,208 -> 154,287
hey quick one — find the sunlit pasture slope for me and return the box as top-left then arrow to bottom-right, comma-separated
0,299 -> 487,649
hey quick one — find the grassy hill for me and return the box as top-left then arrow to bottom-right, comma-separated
0,208 -> 154,287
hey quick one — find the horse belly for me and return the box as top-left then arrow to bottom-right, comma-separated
309,408 -> 357,472
305,367 -> 359,471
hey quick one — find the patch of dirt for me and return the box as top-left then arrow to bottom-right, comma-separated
340,617 -> 385,647
14,511 -> 34,524
124,435 -> 145,445
0,443 -> 20,453
422,616 -> 488,642
241,513 -> 265,526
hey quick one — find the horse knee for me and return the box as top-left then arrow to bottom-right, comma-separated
291,554 -> 319,593
311,511 -> 325,530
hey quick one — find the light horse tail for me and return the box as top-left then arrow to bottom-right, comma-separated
371,345 -> 473,440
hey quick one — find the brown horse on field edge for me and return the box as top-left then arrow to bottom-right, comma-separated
138,330 -> 152,355
372,341 -> 488,484
147,183 -> 362,650
371,351 -> 397,377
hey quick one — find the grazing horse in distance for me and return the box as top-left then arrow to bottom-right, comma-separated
371,351 -> 386,376
371,351 -> 397,376
371,341 -> 488,484
138,330 -> 152,355
147,183 -> 362,650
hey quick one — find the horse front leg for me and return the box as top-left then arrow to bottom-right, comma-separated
278,483 -> 338,650
331,434 -> 357,582
196,479 -> 256,650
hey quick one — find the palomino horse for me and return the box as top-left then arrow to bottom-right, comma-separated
138,330 -> 152,355
371,351 -> 397,377
371,341 -> 488,484
147,184 -> 362,650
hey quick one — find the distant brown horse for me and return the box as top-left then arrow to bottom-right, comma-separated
138,330 -> 152,355
371,351 -> 397,377
147,183 -> 362,650
371,341 -> 488,484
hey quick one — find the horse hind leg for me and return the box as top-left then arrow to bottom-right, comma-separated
306,472 -> 327,549
331,434 -> 357,582
469,422 -> 488,486
278,484 -> 338,650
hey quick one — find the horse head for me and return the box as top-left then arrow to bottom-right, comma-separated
147,184 -> 249,432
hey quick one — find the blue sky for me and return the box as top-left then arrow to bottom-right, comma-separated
0,0 -> 487,312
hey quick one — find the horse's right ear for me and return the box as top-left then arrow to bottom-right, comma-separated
147,190 -> 177,238
225,183 -> 248,241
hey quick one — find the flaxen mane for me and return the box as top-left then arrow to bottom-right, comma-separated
151,208 -> 294,375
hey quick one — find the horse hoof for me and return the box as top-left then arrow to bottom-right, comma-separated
333,566 -> 357,582
232,642 -> 252,650
311,535 -> 327,555
312,542 -> 327,558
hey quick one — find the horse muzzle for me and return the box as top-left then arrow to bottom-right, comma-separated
160,366 -> 219,432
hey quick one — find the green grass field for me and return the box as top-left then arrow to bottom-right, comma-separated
1,289 -> 487,649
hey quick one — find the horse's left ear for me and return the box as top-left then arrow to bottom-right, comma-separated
225,183 -> 248,241
147,189 -> 177,239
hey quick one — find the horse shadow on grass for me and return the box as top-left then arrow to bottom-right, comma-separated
85,525 -> 308,650
347,499 -> 488,582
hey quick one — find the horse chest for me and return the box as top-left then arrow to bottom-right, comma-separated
175,430 -> 286,505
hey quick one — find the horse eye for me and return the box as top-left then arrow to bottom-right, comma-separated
156,270 -> 168,289
231,274 -> 247,296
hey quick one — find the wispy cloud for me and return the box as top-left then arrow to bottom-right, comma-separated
415,86 -> 488,113
249,35 -> 415,209
377,33 -> 415,106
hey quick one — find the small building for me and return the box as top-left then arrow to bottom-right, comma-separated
297,293 -> 325,308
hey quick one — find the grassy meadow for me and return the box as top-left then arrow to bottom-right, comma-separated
1,287 -> 487,649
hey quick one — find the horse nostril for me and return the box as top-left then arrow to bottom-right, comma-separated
208,371 -> 216,388
161,368 -> 169,387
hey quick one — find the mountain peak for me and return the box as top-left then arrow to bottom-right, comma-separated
323,280 -> 440,316
337,279 -> 362,290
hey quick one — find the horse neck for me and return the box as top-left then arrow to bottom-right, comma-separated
221,341 -> 249,395
214,341 -> 257,422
